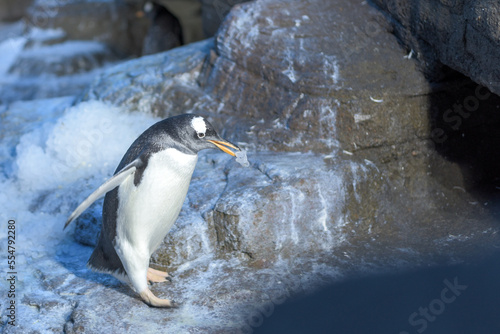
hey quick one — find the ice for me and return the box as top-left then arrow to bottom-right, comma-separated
0,99 -> 158,258
15,100 -> 158,192
20,40 -> 108,59
0,36 -> 27,75
28,27 -> 66,42
235,149 -> 250,167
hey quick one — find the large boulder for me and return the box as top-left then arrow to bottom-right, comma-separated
369,0 -> 500,95
87,0 -> 432,153
368,0 -> 500,189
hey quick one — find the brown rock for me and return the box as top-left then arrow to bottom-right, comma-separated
0,0 -> 33,21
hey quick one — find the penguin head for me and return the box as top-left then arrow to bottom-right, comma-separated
164,114 -> 240,156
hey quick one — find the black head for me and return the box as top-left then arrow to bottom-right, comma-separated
154,114 -> 240,156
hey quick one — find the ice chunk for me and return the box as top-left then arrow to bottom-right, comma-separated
235,150 -> 250,167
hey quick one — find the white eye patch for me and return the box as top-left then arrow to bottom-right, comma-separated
191,116 -> 207,136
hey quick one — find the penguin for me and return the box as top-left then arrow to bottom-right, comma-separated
142,2 -> 183,56
64,114 -> 240,307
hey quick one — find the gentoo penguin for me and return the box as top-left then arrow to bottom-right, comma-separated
142,2 -> 183,56
64,114 -> 240,307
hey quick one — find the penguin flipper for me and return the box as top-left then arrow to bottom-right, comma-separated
64,158 -> 143,229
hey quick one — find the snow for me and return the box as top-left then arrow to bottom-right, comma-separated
27,27 -> 66,42
20,40 -> 107,59
0,37 -> 27,75
0,25 -> 119,104
0,28 -> 159,319
1,99 -> 158,250
0,95 -> 158,330
16,101 -> 158,191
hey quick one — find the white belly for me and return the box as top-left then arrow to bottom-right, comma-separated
115,149 -> 198,257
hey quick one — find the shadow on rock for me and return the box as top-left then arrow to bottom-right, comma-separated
428,72 -> 500,205
256,252 -> 500,334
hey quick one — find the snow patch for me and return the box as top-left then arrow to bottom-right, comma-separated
28,26 -> 66,42
20,40 -> 107,59
0,37 -> 27,75
0,99 -> 158,270
15,100 -> 158,191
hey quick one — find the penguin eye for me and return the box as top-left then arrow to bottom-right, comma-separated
197,132 -> 205,139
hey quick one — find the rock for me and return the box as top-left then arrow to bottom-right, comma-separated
200,0 -> 251,37
26,0 -> 500,332
0,24 -> 121,103
9,40 -> 118,77
73,199 -> 103,247
78,0 -> 500,275
0,0 -> 33,21
141,2 -> 183,55
256,254 -> 500,333
204,0 -> 433,153
26,0 -> 149,57
369,0 -> 500,95
86,0 -> 432,153
82,38 -> 215,115
124,0 -> 205,44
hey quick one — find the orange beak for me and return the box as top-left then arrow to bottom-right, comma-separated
207,139 -> 240,157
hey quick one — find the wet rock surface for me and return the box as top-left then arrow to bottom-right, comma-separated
0,20 -> 121,104
2,0 -> 500,332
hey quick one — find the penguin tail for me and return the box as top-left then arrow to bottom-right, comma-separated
87,236 -> 127,280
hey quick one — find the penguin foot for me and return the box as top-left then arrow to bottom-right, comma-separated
147,271 -> 169,284
148,267 -> 170,277
147,267 -> 172,283
139,288 -> 178,308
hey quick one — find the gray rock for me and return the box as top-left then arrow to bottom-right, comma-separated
369,0 -> 500,95
9,40 -> 118,77
26,0 -> 149,57
82,38 -> 215,115
200,0 -> 251,37
76,0 -> 500,283
14,0 -> 499,332
0,26 -> 120,103
85,0 -> 432,154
